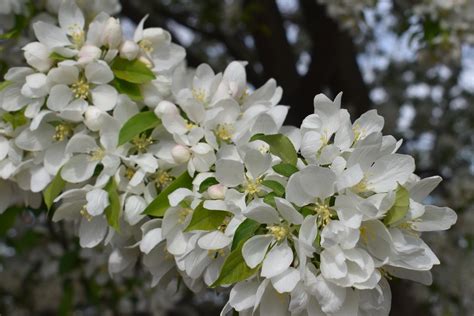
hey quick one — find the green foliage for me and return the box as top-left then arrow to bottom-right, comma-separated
143,172 -> 193,217
111,57 -> 156,84
211,242 -> 259,287
231,218 -> 261,250
104,178 -> 121,231
198,177 -> 219,193
261,179 -> 285,197
118,111 -> 161,146
112,78 -> 143,101
272,162 -> 299,177
2,109 -> 28,130
43,170 -> 66,211
0,207 -> 20,236
185,202 -> 231,232
250,133 -> 298,165
384,184 -> 410,226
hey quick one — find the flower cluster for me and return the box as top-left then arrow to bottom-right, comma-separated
0,1 -> 457,315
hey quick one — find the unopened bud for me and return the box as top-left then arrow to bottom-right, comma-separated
101,17 -> 122,49
171,145 -> 191,164
78,44 -> 101,64
207,184 -> 227,200
120,40 -> 139,60
154,100 -> 179,117
84,106 -> 105,132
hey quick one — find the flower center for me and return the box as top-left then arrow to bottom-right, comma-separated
69,26 -> 85,48
244,177 -> 262,196
192,88 -> 206,103
155,170 -> 173,188
314,201 -> 332,227
352,177 -> 368,194
90,148 -> 105,161
215,123 -> 233,142
268,225 -> 289,241
139,39 -> 154,54
80,206 -> 93,221
132,134 -> 154,153
125,167 -> 136,181
53,123 -> 73,142
71,78 -> 90,99
178,207 -> 193,224
185,120 -> 198,130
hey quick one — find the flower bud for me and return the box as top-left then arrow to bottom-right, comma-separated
84,106 -> 105,132
101,17 -> 122,48
154,100 -> 179,117
78,44 -> 102,64
171,145 -> 191,164
22,42 -> 53,72
119,40 -> 139,60
207,184 -> 227,200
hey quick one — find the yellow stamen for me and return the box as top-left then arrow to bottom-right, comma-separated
53,123 -> 73,142
80,206 -> 93,221
352,177 -> 368,194
139,39 -> 154,54
70,28 -> 85,48
155,170 -> 173,188
218,217 -> 231,232
178,207 -> 193,224
71,78 -> 90,99
314,201 -> 332,227
215,123 -> 233,142
244,177 -> 262,196
185,120 -> 197,130
90,148 -> 105,161
132,134 -> 154,153
125,167 -> 135,181
192,88 -> 206,103
268,225 -> 289,242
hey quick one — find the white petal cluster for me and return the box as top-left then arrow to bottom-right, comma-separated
0,1 -> 457,315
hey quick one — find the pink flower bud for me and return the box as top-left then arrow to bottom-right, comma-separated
207,184 -> 227,200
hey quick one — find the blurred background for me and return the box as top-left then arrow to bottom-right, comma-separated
0,0 -> 473,315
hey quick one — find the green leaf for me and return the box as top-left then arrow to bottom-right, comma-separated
111,57 -> 156,84
263,192 -> 277,208
112,78 -> 143,101
143,171 -> 193,217
261,180 -> 285,197
383,184 -> 410,226
0,207 -> 20,236
118,111 -> 161,146
211,242 -> 259,287
300,205 -> 314,217
59,251 -> 80,275
272,162 -> 299,177
104,178 -> 121,231
231,218 -> 261,251
2,109 -> 28,130
185,202 -> 231,232
250,134 -> 298,165
49,52 -> 68,62
198,177 -> 219,193
43,171 -> 66,211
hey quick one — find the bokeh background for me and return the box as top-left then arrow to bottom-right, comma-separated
0,0 -> 473,315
